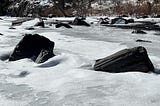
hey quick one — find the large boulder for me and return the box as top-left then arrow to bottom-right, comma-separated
94,46 -> 154,73
9,34 -> 55,63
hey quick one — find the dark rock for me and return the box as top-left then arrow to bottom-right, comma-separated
0,18 -> 3,20
0,53 -> 10,61
136,39 -> 152,43
55,23 -> 72,28
128,19 -> 134,23
100,21 -> 109,25
9,34 -> 55,63
136,16 -> 149,19
94,46 -> 154,73
154,33 -> 160,36
111,17 -> 128,24
132,30 -> 147,34
71,17 -> 90,27
26,27 -> 35,30
99,18 -> 109,24
90,22 -> 94,24
35,19 -> 45,27
0,33 -> 3,35
18,71 -> 29,77
9,27 -> 16,29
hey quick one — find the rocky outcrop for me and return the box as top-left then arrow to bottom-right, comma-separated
9,34 -> 55,63
94,46 -> 154,73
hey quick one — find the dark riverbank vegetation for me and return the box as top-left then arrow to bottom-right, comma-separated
1,0 -> 160,17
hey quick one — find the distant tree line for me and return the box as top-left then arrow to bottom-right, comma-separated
1,0 -> 160,17
107,0 -> 160,16
0,0 -> 12,16
50,0 -> 160,16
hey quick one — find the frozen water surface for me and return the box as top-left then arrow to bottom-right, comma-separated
0,17 -> 160,106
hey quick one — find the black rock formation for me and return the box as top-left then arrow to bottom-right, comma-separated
94,46 -> 154,73
9,34 -> 55,63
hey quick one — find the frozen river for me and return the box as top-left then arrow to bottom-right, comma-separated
0,17 -> 160,106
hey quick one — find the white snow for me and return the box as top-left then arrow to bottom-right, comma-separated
0,17 -> 160,106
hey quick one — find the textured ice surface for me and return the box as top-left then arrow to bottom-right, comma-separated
0,17 -> 160,106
